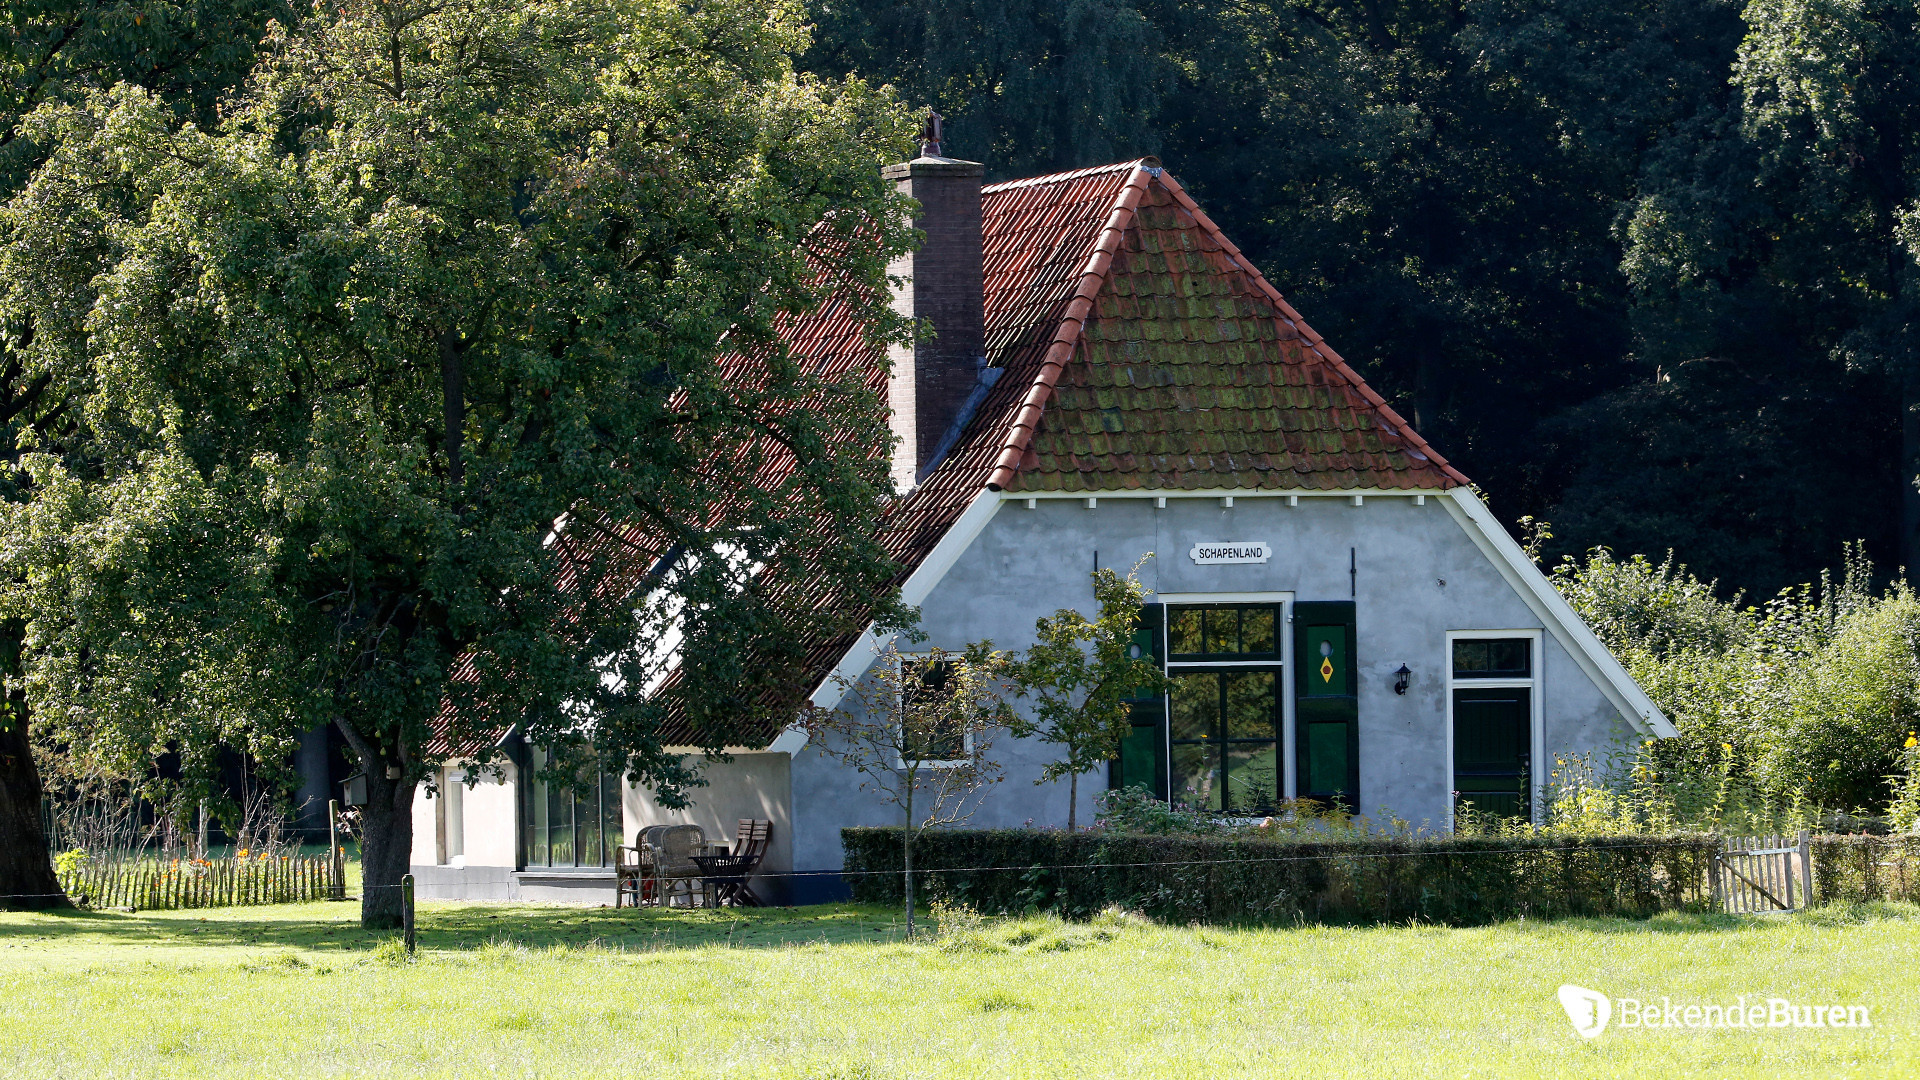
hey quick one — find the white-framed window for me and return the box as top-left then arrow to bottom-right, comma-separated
1444,629 -> 1544,829
893,655 -> 974,769
1124,591 -> 1297,808
438,767 -> 467,867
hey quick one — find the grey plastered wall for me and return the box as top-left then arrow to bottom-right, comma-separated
788,493 -> 1641,874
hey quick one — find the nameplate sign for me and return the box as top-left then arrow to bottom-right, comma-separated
1189,541 -> 1271,565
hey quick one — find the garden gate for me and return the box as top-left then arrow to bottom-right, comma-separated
1715,831 -> 1813,914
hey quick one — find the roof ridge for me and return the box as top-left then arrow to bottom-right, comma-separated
983,163 -> 1155,490
980,157 -> 1160,194
1149,171 -> 1470,487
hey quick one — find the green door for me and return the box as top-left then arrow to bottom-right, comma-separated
1453,687 -> 1531,820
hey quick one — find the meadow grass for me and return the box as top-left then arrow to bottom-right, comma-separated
0,899 -> 1914,1078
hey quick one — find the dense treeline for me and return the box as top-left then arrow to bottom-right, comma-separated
802,0 -> 1915,599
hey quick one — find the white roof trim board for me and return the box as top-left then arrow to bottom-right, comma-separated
1440,488 -> 1676,738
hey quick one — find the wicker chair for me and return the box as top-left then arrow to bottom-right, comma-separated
646,824 -> 708,908
614,824 -> 670,908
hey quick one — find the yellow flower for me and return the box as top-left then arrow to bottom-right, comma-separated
1721,743 -> 1732,753
1907,736 -> 1917,749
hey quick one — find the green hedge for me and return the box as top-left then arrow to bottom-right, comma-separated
1812,835 -> 1920,904
842,828 -> 1719,926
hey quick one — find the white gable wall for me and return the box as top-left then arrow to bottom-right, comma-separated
789,489 -> 1646,876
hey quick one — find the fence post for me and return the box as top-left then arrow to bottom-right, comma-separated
1797,829 -> 1813,909
402,874 -> 416,955
1709,835 -> 1722,912
328,799 -> 345,901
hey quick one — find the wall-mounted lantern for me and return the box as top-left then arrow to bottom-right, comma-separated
1393,664 -> 1412,696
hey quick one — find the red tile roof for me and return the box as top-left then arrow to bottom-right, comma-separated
710,159 -> 1462,746
446,159 -> 1468,754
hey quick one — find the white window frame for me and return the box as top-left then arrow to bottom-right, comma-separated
1444,629 -> 1545,830
892,653 -> 975,770
442,767 -> 466,868
1155,592 -> 1295,801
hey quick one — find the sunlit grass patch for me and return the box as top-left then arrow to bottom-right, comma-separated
0,900 -> 1915,1077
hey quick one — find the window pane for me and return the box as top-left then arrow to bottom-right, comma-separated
601,769 -> 624,865
574,774 -> 597,867
1169,609 -> 1202,656
1452,638 -> 1531,678
903,660 -> 966,760
528,750 -> 550,867
1224,671 -> 1276,739
1226,742 -> 1279,810
1202,609 -> 1238,654
1241,607 -> 1275,654
1170,674 -> 1217,741
1171,742 -> 1221,811
548,779 -> 574,867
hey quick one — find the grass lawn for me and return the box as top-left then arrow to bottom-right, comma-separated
0,899 -> 1914,1078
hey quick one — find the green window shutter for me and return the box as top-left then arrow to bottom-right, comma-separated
1293,601 -> 1358,809
1113,603 -> 1168,799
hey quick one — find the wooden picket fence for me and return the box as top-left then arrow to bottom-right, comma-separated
58,853 -> 344,911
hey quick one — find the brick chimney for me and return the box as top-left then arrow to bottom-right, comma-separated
883,112 -> 992,492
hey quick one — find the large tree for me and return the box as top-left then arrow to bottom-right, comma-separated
0,0 -> 290,910
1614,0 -> 1920,577
1,0 -> 915,926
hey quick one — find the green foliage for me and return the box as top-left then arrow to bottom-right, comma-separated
802,0 -> 1168,177
1888,733 -> 1920,832
1008,560 -> 1166,830
1555,545 -> 1920,812
0,0 -> 918,920
842,826 -> 1717,925
1813,835 -> 1920,904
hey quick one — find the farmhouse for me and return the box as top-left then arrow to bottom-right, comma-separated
406,139 -> 1675,904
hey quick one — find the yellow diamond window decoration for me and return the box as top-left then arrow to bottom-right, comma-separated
1320,656 -> 1334,683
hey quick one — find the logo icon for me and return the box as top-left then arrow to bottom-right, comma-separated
1559,985 -> 1611,1038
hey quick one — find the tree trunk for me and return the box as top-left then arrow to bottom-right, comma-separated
357,765 -> 414,930
0,695 -> 66,910
1067,770 -> 1078,833
902,771 -> 914,939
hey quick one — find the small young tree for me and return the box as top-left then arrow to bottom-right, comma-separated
807,638 -> 1014,936
1011,561 -> 1168,831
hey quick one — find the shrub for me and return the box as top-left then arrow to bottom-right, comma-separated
1554,545 -> 1920,813
1810,835 -> 1920,904
843,827 -> 1716,926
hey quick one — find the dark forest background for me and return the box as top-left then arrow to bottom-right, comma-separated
802,0 -> 1920,601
